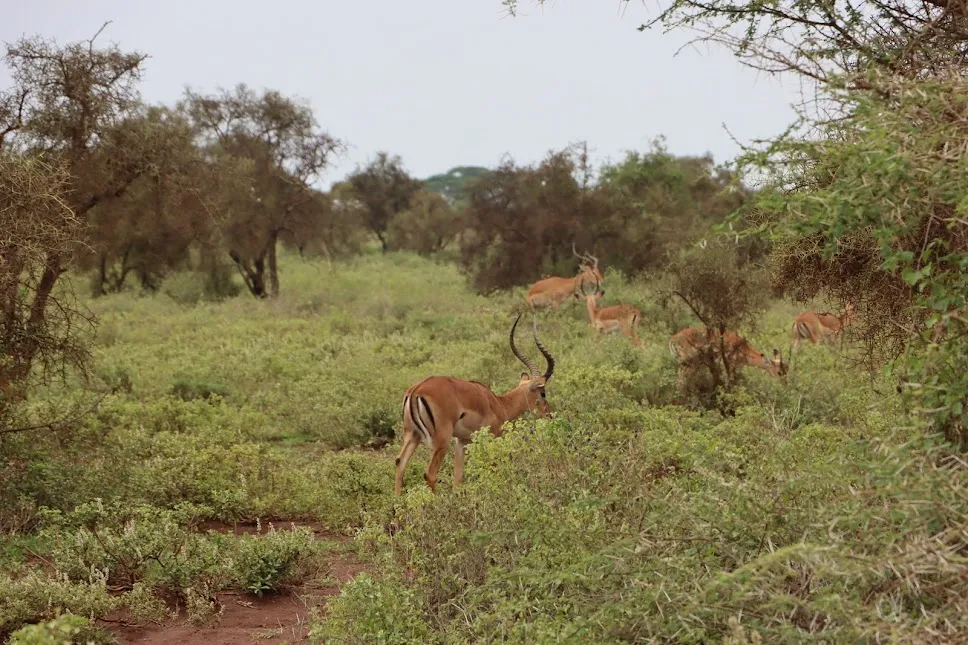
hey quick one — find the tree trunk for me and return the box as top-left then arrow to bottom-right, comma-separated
267,229 -> 280,298
252,258 -> 266,297
97,254 -> 108,296
229,250 -> 268,298
11,253 -> 63,383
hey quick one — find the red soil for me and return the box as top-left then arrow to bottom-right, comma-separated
102,521 -> 365,645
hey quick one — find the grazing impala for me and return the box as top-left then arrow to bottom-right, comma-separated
525,244 -> 603,311
669,326 -> 787,379
791,302 -> 856,350
581,278 -> 642,347
395,313 -> 556,495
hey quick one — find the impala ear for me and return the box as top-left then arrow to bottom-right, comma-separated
520,372 -> 530,382
528,378 -> 545,391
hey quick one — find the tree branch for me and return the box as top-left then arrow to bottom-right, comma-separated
0,391 -> 108,436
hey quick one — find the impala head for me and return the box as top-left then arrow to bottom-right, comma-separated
573,243 -> 604,295
841,301 -> 857,325
509,313 -> 556,418
746,346 -> 788,377
729,336 -> 788,379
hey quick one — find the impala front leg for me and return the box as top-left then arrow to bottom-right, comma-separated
628,325 -> 643,348
452,439 -> 466,489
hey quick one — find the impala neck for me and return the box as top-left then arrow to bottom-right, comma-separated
585,294 -> 598,323
496,383 -> 535,424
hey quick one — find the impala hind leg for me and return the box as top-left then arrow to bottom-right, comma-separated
394,433 -> 420,496
424,443 -> 449,492
423,424 -> 453,492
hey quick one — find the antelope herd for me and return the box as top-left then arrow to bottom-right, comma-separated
395,245 -> 856,494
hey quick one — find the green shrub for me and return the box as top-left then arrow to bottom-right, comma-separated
38,501 -> 328,604
307,573 -> 434,644
169,378 -> 231,402
7,251 -> 951,643
230,524 -> 320,595
0,571 -> 118,639
330,399 -> 964,642
38,502 -> 226,597
160,268 -> 241,305
8,614 -> 104,645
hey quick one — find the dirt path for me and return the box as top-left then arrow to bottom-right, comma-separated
102,521 -> 366,645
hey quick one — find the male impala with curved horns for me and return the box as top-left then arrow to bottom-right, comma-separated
582,278 -> 642,347
669,326 -> 787,379
395,314 -> 556,495
525,244 -> 603,311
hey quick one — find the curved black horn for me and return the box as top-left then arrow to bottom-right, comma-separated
510,313 -> 540,378
532,314 -> 556,380
573,243 -> 594,268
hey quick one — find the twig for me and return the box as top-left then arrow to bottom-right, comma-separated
0,391 -> 109,435
671,290 -> 709,327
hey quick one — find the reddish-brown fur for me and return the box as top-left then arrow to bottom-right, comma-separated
791,303 -> 856,350
582,280 -> 642,347
395,314 -> 555,495
525,245 -> 603,311
669,326 -> 787,378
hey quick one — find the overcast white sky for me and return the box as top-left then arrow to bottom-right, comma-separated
3,1 -> 801,186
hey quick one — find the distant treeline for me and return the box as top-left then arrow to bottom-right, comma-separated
1,29 -> 755,302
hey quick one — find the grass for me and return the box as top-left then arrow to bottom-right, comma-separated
2,249 -> 965,643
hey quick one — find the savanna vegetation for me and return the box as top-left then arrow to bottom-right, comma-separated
2,0 -> 967,642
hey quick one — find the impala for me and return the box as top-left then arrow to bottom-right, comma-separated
581,278 -> 642,347
669,326 -> 787,379
791,302 -> 856,350
525,244 -> 603,311
394,313 -> 556,495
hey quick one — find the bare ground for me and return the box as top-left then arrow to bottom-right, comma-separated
101,521 -> 366,645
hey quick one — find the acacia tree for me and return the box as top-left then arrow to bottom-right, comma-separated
505,1 -> 968,441
183,84 -> 344,297
661,238 -> 772,407
459,141 -> 745,292
387,190 -> 460,255
597,138 -> 750,271
504,0 -> 968,85
344,152 -> 422,253
637,0 -> 968,440
459,146 -> 597,292
0,26 -> 157,401
0,156 -> 88,415
79,106 -> 232,294
279,189 -> 367,263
